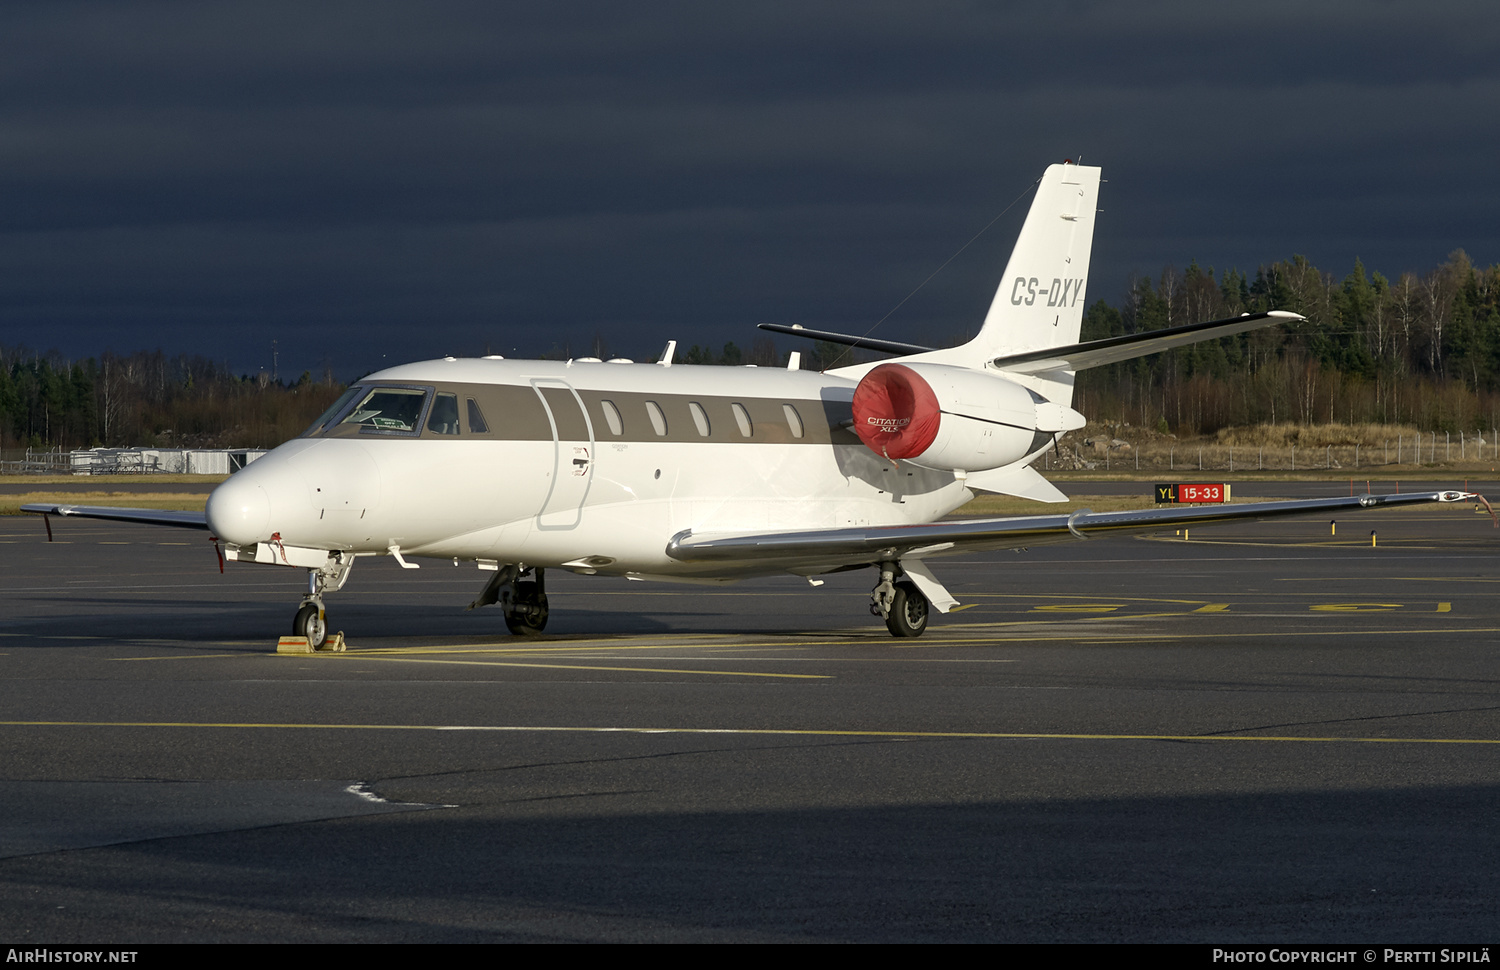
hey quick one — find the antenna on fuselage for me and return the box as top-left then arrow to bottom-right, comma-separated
658,340 -> 677,367
787,351 -> 801,370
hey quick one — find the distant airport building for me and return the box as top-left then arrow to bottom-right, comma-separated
65,448 -> 267,475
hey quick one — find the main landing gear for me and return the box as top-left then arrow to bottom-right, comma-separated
870,561 -> 930,638
468,564 -> 549,636
292,552 -> 354,650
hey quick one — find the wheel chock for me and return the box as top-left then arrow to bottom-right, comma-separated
277,636 -> 313,654
318,632 -> 347,652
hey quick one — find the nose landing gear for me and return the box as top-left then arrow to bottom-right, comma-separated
292,552 -> 353,650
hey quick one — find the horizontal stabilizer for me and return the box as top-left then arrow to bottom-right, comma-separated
757,323 -> 935,358
993,310 -> 1302,374
962,465 -> 1069,503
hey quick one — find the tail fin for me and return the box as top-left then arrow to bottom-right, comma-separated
906,162 -> 1101,405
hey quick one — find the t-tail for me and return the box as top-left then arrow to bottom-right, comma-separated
901,160 -> 1101,407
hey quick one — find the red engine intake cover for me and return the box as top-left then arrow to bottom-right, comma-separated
851,363 -> 941,459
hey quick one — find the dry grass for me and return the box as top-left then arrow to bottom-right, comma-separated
953,494 -> 1158,516
1206,423 -> 1422,448
1052,421 -> 1499,478
0,492 -> 208,515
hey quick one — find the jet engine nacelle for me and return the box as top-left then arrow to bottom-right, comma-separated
850,362 -> 1085,472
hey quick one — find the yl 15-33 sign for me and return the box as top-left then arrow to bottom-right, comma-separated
1156,483 -> 1232,504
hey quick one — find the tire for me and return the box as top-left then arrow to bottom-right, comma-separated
504,590 -> 549,636
293,602 -> 328,649
884,582 -> 929,638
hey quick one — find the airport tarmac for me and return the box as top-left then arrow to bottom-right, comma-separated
1,496 -> 1499,942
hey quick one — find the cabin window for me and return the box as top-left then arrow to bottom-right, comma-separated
341,386 -> 430,434
427,393 -> 460,435
782,403 -> 804,439
601,399 -> 624,436
731,402 -> 753,438
689,401 -> 711,437
466,398 -> 490,434
646,400 -> 668,436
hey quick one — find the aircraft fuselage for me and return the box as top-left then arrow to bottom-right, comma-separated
205,358 -> 981,581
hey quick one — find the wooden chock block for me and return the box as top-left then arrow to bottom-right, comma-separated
277,636 -> 313,654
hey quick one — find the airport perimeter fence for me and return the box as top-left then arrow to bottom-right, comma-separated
1048,431 -> 1498,472
0,447 -> 266,475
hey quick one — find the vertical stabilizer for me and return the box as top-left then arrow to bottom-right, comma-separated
977,162 -> 1100,358
889,162 -> 1101,406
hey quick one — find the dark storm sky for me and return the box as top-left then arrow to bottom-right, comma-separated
2,1 -> 1496,379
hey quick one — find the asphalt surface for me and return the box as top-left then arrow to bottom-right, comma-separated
2,496 -> 1499,942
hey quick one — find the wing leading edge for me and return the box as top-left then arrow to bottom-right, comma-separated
667,491 -> 1481,567
993,310 -> 1301,374
20,504 -> 209,530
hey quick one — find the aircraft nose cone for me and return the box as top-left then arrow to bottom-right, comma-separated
206,474 -> 271,545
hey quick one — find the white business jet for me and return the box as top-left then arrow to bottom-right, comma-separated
25,162 -> 1482,645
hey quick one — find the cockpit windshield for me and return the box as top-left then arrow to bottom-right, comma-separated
300,385 -> 364,437
339,386 -> 431,434
302,382 -> 499,439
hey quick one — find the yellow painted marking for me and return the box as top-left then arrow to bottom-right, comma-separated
893,626 -> 1500,645
337,656 -> 829,679
968,593 -> 1210,605
3,719 -> 1500,746
1310,603 -> 1402,612
115,653 -> 245,661
1193,604 -> 1230,613
947,604 -> 976,613
350,640 -> 787,657
70,621 -> 1500,662
1438,602 -> 1452,613
1030,604 -> 1123,613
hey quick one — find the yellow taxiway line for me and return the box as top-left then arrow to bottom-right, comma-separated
336,656 -> 829,678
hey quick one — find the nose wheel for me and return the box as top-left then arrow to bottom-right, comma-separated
293,599 -> 328,649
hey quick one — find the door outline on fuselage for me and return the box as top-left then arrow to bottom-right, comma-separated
530,378 -> 596,530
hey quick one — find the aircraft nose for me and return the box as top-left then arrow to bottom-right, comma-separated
206,473 -> 272,545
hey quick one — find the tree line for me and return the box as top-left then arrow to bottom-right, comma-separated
0,347 -> 344,453
7,248 -> 1498,453
1075,251 -> 1500,434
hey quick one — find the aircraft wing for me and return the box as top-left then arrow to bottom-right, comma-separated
20,503 -> 209,530
756,323 -> 935,357
667,491 -> 1482,567
993,310 -> 1302,374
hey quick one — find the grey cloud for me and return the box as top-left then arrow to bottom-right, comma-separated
1,1 -> 1497,377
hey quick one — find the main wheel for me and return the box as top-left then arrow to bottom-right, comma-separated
884,582 -> 929,638
504,589 -> 549,636
293,602 -> 328,649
